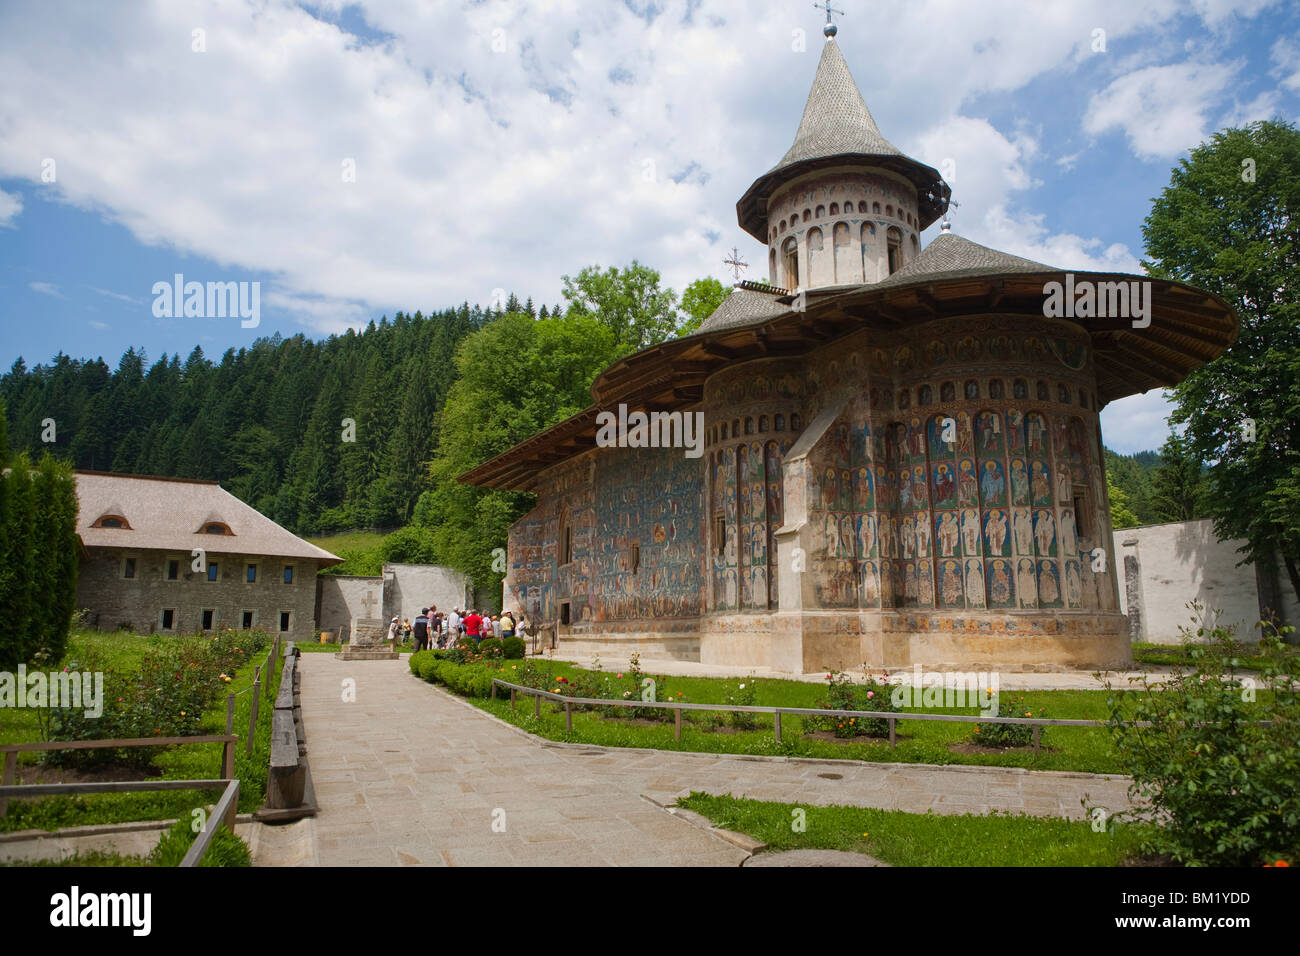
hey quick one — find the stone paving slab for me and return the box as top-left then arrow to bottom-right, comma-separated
297,655 -> 1137,867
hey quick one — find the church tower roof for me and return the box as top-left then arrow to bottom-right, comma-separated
736,37 -> 950,241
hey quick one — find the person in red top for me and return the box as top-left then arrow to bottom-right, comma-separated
463,609 -> 484,641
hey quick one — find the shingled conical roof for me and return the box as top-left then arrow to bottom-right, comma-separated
736,38 -> 950,241
778,38 -> 903,168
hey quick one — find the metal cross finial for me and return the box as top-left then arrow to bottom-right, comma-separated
723,247 -> 749,282
813,0 -> 844,37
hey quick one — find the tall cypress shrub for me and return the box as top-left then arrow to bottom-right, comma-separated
0,451 -> 79,669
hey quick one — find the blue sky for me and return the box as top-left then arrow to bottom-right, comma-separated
1,0 -> 1296,453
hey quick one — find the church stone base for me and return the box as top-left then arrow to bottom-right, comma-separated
700,610 -> 1133,673
553,618 -> 700,662
549,611 -> 1131,674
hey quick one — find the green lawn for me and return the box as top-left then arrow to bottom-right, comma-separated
1,629 -> 282,832
462,659 -> 1135,773
676,792 -> 1154,866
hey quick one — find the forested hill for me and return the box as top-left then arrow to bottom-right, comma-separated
0,300 -> 544,535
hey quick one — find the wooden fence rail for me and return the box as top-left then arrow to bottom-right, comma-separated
489,678 -> 1268,750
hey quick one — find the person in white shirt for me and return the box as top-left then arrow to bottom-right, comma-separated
446,609 -> 461,644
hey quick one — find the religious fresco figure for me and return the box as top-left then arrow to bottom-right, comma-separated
957,459 -> 978,506
977,412 -> 1002,452
961,508 -> 981,556
898,468 -> 913,510
861,560 -> 880,604
839,514 -> 856,558
822,467 -> 839,509
901,516 -> 915,558
1009,458 -> 1029,505
1006,409 -> 1025,453
1013,506 -> 1034,554
858,513 -> 877,557
855,466 -> 874,511
964,559 -> 986,607
984,508 -> 1009,556
932,462 -> 956,507
940,559 -> 964,606
937,511 -> 960,557
988,559 -> 1013,607
1031,461 -> 1052,505
957,412 -> 974,454
980,459 -> 1006,504
1065,560 -> 1083,607
1056,467 -> 1071,503
1017,558 -> 1038,607
915,513 -> 931,557
1034,509 -> 1057,556
1038,560 -> 1061,605
918,566 -> 934,606
1059,509 -> 1077,555
1026,413 -> 1046,456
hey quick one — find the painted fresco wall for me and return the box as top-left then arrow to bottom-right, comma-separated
504,444 -> 705,625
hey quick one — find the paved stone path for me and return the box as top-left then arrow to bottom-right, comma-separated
298,654 -> 1136,867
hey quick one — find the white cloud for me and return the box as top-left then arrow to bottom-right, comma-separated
1101,390 -> 1175,454
0,0 -> 1283,333
0,187 -> 21,227
1271,34 -> 1300,91
1083,61 -> 1240,160
90,286 -> 141,305
89,320 -> 109,330
29,281 -> 64,298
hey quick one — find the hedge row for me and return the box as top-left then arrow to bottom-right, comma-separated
408,650 -> 498,698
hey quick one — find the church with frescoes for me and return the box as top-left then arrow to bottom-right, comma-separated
460,24 -> 1238,673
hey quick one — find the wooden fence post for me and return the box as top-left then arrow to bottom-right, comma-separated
534,693 -> 540,718
247,675 -> 261,755
773,710 -> 782,743
0,750 -> 16,816
565,702 -> 572,732
223,694 -> 236,780
888,716 -> 896,748
674,706 -> 682,741
510,688 -> 516,710
1032,725 -> 1040,752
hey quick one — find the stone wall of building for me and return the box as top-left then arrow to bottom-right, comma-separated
77,547 -> 322,642
766,168 -> 924,288
316,575 -> 383,638
1114,519 -> 1300,643
383,562 -> 472,625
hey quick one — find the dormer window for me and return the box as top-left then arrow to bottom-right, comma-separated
93,514 -> 131,530
200,522 -> 234,536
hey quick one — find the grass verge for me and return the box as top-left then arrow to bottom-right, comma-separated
676,792 -> 1155,866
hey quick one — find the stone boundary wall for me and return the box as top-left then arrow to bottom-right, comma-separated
1114,518 -> 1299,643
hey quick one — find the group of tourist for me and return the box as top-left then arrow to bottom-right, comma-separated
387,605 -> 528,652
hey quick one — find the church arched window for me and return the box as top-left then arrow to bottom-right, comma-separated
782,236 -> 799,288
941,381 -> 955,403
886,226 -> 903,274
815,205 -> 826,218
774,414 -> 785,432
830,202 -> 839,215
745,418 -> 754,435
873,201 -> 881,214
886,204 -> 894,218
803,209 -> 811,222
858,201 -> 868,213
791,413 -> 802,431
